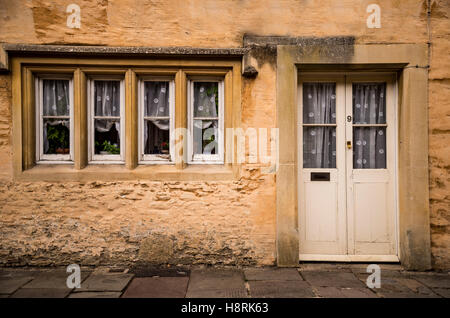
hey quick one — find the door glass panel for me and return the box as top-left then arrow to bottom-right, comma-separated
303,127 -> 336,168
303,82 -> 337,168
353,127 -> 386,169
352,82 -> 387,169
303,83 -> 336,124
352,83 -> 386,124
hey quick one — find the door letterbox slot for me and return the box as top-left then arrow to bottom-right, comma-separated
311,172 -> 330,181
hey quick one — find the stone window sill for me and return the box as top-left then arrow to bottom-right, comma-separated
16,164 -> 236,182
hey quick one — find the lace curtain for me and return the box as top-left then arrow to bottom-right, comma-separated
193,82 -> 218,155
143,81 -> 170,154
42,79 -> 70,154
302,83 -> 336,168
94,81 -> 121,134
302,82 -> 387,169
352,83 -> 386,169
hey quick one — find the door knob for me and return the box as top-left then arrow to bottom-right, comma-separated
347,141 -> 352,149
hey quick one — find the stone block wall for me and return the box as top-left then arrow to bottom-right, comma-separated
0,0 -> 448,269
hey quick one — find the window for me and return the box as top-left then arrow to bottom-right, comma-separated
36,76 -> 74,163
188,79 -> 224,163
302,82 -> 337,168
17,58 -> 239,180
88,78 -> 125,163
139,78 -> 175,164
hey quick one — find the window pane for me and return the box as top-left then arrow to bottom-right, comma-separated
43,80 -> 70,116
94,119 -> 120,155
94,81 -> 120,117
43,119 -> 70,155
353,83 -> 386,124
303,126 -> 336,168
193,82 -> 218,118
193,120 -> 218,155
303,83 -> 336,124
353,127 -> 386,169
144,119 -> 170,158
144,82 -> 169,117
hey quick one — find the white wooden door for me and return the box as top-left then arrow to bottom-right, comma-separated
298,73 -> 398,261
345,74 -> 397,258
298,75 -> 347,256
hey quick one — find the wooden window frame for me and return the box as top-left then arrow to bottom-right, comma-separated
138,77 -> 175,164
87,76 -> 126,164
35,75 -> 74,164
12,57 -> 241,181
187,78 -> 225,164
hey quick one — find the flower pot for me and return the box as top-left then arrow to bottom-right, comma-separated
161,149 -> 169,154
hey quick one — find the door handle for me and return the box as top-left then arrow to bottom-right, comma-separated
347,141 -> 352,149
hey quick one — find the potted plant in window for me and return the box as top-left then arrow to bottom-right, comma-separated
47,124 -> 70,154
160,141 -> 169,154
96,140 -> 120,155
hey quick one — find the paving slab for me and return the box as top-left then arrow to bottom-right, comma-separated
249,281 -> 315,298
432,288 -> 450,298
69,292 -> 122,298
0,269 -> 42,278
354,275 -> 441,297
244,268 -> 303,281
394,277 -> 438,296
409,274 -> 450,289
186,269 -> 246,298
315,286 -> 378,298
301,271 -> 366,288
11,288 -> 71,298
354,274 -> 414,291
379,291 -> 441,298
187,287 -> 248,298
130,265 -> 190,278
121,277 -> 189,298
370,277 -> 414,294
22,269 -> 91,289
78,272 -> 134,292
351,268 -> 402,277
0,276 -> 33,294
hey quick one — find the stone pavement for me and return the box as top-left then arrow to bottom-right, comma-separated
0,263 -> 449,298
